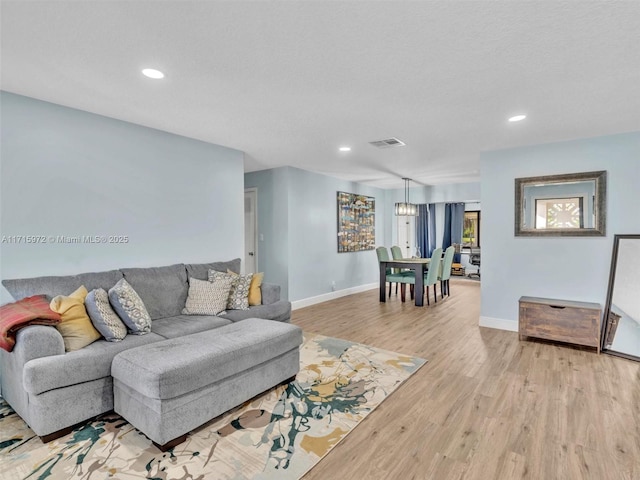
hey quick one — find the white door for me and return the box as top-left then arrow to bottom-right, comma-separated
244,188 -> 258,273
396,215 -> 416,258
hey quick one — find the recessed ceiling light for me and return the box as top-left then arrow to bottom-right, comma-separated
339,146 -> 351,152
508,114 -> 526,122
142,68 -> 165,79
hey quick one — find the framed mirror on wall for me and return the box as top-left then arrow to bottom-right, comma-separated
602,234 -> 640,361
514,170 -> 607,237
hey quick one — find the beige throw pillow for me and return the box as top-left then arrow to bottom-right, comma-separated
182,277 -> 233,315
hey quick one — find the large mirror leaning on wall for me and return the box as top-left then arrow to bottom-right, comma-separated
514,170 -> 607,236
602,234 -> 640,361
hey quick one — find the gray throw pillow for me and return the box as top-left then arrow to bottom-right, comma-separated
182,277 -> 233,315
208,270 -> 252,310
85,288 -> 127,342
108,279 -> 151,335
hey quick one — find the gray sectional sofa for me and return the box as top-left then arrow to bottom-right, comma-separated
0,258 -> 292,441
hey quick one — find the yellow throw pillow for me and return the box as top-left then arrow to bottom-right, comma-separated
248,272 -> 264,306
226,269 -> 263,306
50,285 -> 101,352
226,269 -> 263,305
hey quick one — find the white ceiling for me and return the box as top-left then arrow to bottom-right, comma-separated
2,1 -> 639,189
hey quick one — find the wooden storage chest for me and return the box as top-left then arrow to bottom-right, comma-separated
518,296 -> 602,353
451,263 -> 465,276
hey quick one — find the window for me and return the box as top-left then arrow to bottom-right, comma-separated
535,197 -> 583,229
463,211 -> 480,247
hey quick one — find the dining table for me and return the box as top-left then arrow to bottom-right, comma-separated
379,258 -> 431,307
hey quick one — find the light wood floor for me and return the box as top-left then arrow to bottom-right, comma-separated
291,279 -> 640,480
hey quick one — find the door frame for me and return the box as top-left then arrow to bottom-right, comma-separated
244,188 -> 258,273
396,214 -> 416,258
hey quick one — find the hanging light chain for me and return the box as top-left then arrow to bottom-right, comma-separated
395,177 -> 418,216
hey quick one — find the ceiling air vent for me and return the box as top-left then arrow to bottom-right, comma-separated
369,137 -> 406,149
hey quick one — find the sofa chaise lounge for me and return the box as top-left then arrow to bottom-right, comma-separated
0,258 -> 294,443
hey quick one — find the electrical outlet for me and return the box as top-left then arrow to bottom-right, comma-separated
331,280 -> 336,291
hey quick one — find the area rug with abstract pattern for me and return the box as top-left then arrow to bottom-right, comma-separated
0,333 -> 426,480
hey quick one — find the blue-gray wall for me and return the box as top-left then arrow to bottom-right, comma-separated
1,92 -> 245,303
480,132 -> 640,329
288,168 -> 385,301
246,167 -> 386,301
246,167 -> 480,302
244,167 -> 291,298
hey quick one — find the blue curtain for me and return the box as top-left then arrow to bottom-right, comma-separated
443,203 -> 465,262
416,204 -> 429,258
416,204 -> 438,258
428,203 -> 436,257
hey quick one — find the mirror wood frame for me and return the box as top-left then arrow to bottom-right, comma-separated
601,234 -> 640,362
514,170 -> 607,237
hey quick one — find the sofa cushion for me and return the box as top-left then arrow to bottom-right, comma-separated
22,333 -> 165,395
182,277 -> 233,316
223,300 -> 292,323
50,286 -> 102,352
260,283 -> 281,305
108,279 -> 152,335
120,264 -> 188,320
185,258 -> 241,282
85,288 -> 127,342
151,315 -> 232,339
112,318 -> 302,400
2,270 -> 124,302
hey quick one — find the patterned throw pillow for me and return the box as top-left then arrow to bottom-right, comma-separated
208,270 -> 252,310
182,277 -> 233,315
85,288 -> 127,342
108,279 -> 151,335
50,286 -> 102,352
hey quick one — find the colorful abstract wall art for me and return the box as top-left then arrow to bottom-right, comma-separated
337,191 -> 375,252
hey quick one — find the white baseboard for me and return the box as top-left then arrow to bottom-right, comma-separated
479,316 -> 518,332
292,283 -> 378,310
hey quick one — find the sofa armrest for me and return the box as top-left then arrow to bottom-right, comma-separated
12,325 -> 65,364
260,283 -> 281,305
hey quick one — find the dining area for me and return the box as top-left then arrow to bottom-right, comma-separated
377,245 -> 455,307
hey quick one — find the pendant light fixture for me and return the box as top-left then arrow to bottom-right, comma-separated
395,178 -> 418,216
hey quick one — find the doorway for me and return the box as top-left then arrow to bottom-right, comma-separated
397,215 -> 416,258
244,188 -> 258,274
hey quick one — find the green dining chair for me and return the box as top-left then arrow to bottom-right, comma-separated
390,245 -> 402,295
376,246 -> 406,298
438,246 -> 456,298
396,270 -> 416,303
392,245 -> 418,301
424,247 -> 442,306
391,246 -> 412,273
378,246 -> 416,302
390,245 -> 415,291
